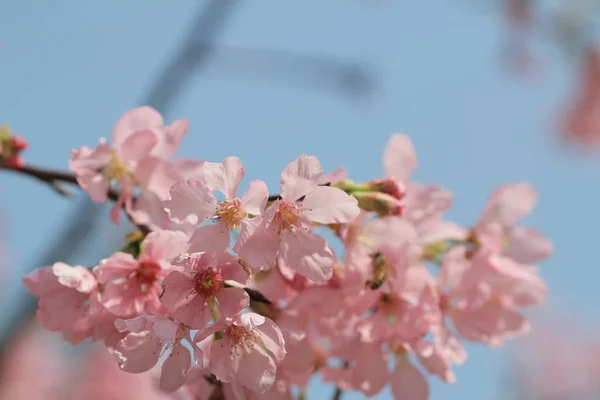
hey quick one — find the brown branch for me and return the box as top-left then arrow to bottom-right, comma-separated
0,163 -> 150,234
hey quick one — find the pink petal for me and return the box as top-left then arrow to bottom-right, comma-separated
69,141 -> 111,203
174,296 -> 213,329
384,134 -> 417,183
301,186 -> 360,224
128,190 -> 170,230
280,230 -> 334,283
237,346 -> 277,392
237,222 -> 280,272
154,118 -> 189,159
22,266 -> 59,297
117,130 -> 158,162
256,317 -> 286,363
101,280 -> 144,317
164,179 -> 217,225
111,106 -> 163,148
188,223 -> 230,255
52,263 -> 96,293
419,220 -> 469,244
504,226 -> 553,264
141,230 -> 189,263
279,155 -> 322,202
417,346 -> 456,383
320,166 -> 348,185
114,331 -> 162,373
94,252 -> 138,284
241,180 -> 268,215
390,357 -> 429,400
233,217 -> 261,254
135,157 -> 181,197
353,343 -> 389,396
152,317 -> 181,344
203,157 -> 245,199
114,316 -> 153,333
209,336 -> 239,383
160,342 -> 191,391
216,287 -> 249,319
480,183 -> 537,226
219,256 -> 250,285
160,271 -> 196,309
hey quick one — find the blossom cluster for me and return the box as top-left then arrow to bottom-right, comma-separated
22,107 -> 552,399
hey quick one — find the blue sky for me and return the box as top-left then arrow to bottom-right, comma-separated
1,1 -> 599,399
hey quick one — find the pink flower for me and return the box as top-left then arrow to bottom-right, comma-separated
114,316 -> 195,392
22,262 -> 97,345
95,230 -> 189,316
476,183 -> 552,263
69,107 -> 188,224
237,155 -> 360,282
164,156 -> 268,255
437,247 -> 547,347
160,251 -> 250,328
195,312 -> 286,393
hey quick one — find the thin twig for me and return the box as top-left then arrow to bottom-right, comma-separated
332,386 -> 344,400
0,163 -> 150,234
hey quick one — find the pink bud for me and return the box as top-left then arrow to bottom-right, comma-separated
11,135 -> 28,151
367,177 -> 407,200
3,155 -> 25,169
354,191 -> 405,217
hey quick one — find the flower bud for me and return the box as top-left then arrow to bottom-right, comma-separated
364,177 -> 406,200
333,177 -> 406,200
10,135 -> 28,151
353,191 -> 404,217
3,155 -> 24,169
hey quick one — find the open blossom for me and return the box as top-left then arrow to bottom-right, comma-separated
69,106 -> 189,223
160,251 -> 250,328
195,312 -> 286,393
95,230 -> 189,317
164,156 -> 268,255
237,154 -> 360,281
436,246 -> 547,347
114,316 -> 195,392
475,183 -> 552,263
22,262 -> 98,345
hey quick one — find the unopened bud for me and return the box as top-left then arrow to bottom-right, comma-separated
333,177 -> 406,200
353,191 -> 404,217
364,177 -> 406,200
3,155 -> 24,169
10,135 -> 28,151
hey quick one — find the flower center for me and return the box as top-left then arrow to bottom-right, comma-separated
194,268 -> 223,297
136,260 -> 161,285
274,201 -> 302,231
216,198 -> 246,229
226,324 -> 259,355
104,150 -> 130,181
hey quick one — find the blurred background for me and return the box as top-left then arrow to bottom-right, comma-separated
1,0 -> 599,399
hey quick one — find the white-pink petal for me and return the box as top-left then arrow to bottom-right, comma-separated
280,154 -> 322,202
384,134 -> 417,183
241,179 -> 268,215
164,179 -> 217,225
280,230 -> 334,283
301,186 -> 360,224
